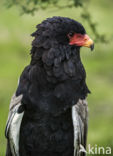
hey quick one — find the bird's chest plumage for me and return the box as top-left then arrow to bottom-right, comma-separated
17,52 -> 88,156
19,105 -> 74,156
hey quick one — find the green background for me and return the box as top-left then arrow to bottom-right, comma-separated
0,0 -> 113,155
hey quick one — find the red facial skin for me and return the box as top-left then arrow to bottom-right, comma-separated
68,33 -> 93,47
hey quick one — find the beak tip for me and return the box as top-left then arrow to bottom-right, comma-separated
90,44 -> 94,51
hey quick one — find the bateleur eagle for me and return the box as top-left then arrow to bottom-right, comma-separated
5,16 -> 94,156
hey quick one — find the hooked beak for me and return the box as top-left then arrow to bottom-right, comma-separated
69,34 -> 94,51
90,44 -> 94,51
83,35 -> 94,51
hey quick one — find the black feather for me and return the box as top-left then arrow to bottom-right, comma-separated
15,16 -> 90,156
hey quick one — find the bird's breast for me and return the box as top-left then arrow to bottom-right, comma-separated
20,107 -> 74,155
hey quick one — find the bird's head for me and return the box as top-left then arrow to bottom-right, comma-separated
32,16 -> 94,51
30,16 -> 94,84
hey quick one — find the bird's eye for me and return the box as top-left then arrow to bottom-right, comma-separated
68,32 -> 74,37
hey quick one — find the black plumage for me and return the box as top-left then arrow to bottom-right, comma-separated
6,16 -> 92,156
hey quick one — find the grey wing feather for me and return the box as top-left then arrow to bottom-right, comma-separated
5,94 -> 23,138
72,99 -> 88,156
5,94 -> 24,156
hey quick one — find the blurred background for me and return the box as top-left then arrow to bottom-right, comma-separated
0,0 -> 113,155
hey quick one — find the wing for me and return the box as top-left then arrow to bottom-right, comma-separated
5,66 -> 30,156
72,99 -> 88,156
5,94 -> 24,156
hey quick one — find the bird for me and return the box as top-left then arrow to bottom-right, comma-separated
5,16 -> 94,156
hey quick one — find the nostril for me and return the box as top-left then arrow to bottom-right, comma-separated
84,38 -> 87,41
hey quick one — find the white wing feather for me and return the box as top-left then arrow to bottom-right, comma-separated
5,94 -> 24,156
72,99 -> 88,156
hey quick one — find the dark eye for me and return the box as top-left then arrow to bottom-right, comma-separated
68,31 -> 74,37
